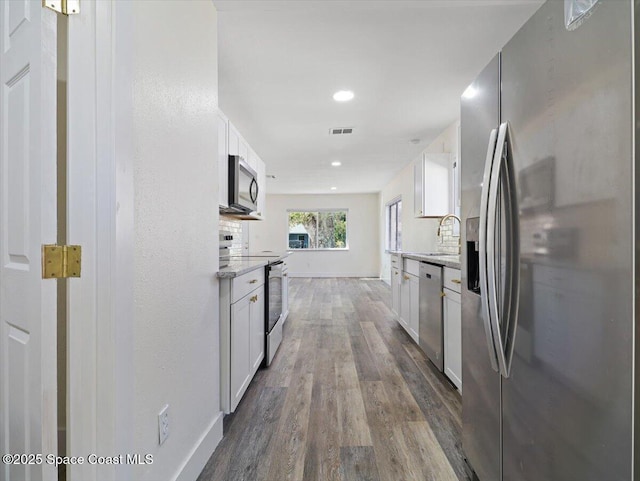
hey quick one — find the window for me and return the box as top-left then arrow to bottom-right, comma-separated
387,198 -> 402,251
288,210 -> 348,250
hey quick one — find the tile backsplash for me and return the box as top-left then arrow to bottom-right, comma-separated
219,215 -> 244,256
437,217 -> 460,254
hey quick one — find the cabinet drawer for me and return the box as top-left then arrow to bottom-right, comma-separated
232,268 -> 265,303
443,267 -> 462,293
403,258 -> 420,277
390,254 -> 401,266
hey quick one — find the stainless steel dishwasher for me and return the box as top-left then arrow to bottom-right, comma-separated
419,262 -> 443,371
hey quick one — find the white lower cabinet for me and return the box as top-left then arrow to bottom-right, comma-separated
230,295 -> 252,407
408,273 -> 419,343
391,267 -> 401,316
221,274 -> 265,413
399,273 -> 410,331
399,272 -> 419,343
391,259 -> 420,342
443,286 -> 462,391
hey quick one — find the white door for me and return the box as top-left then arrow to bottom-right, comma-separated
0,2 -> 58,481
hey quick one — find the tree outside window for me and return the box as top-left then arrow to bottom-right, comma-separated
288,210 -> 348,249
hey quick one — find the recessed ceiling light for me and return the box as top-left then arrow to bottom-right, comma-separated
331,161 -> 342,167
333,90 -> 354,102
462,85 -> 478,99
330,187 -> 337,190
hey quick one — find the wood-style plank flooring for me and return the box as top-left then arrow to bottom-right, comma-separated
198,278 -> 469,481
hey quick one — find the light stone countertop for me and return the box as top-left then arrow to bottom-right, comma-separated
217,259 -> 268,278
216,252 -> 292,278
391,251 -> 461,270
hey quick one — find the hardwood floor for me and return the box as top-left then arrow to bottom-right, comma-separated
198,278 -> 469,481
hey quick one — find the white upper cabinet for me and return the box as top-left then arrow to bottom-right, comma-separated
218,110 -> 229,208
414,152 -> 452,217
238,135 -> 249,164
228,122 -> 240,157
219,111 -> 267,220
248,147 -> 259,172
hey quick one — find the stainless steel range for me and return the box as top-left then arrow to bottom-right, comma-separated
265,260 -> 287,366
220,239 -> 291,367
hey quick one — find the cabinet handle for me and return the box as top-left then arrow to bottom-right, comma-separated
283,273 -> 288,277
249,279 -> 258,284
250,295 -> 258,303
451,279 -> 461,284
404,275 -> 410,280
440,291 -> 446,298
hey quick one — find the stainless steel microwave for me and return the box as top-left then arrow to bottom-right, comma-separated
227,155 -> 258,214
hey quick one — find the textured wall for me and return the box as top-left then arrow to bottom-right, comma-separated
132,2 -> 221,479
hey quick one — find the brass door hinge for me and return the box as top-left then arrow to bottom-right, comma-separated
43,0 -> 80,16
42,245 -> 82,279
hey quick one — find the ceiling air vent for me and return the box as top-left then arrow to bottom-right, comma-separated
329,127 -> 354,135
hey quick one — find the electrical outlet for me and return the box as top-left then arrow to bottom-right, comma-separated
158,404 -> 170,445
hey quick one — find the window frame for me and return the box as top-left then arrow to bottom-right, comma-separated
386,197 -> 402,253
286,208 -> 350,251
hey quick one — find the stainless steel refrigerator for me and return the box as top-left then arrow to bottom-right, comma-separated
461,1 -> 634,479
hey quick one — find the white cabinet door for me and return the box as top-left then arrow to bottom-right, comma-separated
391,267 -> 401,316
217,111 -> 229,208
414,160 -> 424,217
249,286 -> 265,372
444,287 -> 462,391
247,147 -> 259,172
409,274 -> 420,343
400,273 -> 411,332
230,295 -> 252,410
228,122 -> 240,157
239,137 -> 249,164
415,153 -> 452,217
400,272 -> 419,343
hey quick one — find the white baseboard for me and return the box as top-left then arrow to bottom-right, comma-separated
289,273 -> 381,278
173,410 -> 224,481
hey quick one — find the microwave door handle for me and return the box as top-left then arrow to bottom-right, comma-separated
250,178 -> 258,204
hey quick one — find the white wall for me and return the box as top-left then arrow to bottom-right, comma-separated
251,194 -> 380,277
132,2 -> 222,480
379,121 -> 459,284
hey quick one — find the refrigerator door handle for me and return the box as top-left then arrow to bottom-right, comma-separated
487,122 -> 509,377
499,122 -> 520,378
479,128 -> 500,372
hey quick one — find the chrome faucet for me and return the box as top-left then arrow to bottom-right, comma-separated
437,214 -> 461,236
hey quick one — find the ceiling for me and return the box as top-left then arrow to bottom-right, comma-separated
214,0 -> 543,194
